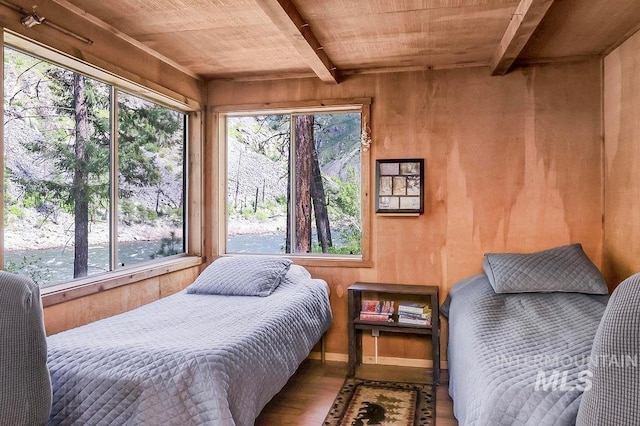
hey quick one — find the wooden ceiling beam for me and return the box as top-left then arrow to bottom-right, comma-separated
256,0 -> 340,84
490,0 -> 555,75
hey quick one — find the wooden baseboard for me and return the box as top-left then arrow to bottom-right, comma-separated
308,351 -> 448,369
363,355 -> 431,368
308,351 -> 348,362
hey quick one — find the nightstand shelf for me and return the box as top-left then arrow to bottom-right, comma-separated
354,318 -> 436,334
347,282 -> 440,384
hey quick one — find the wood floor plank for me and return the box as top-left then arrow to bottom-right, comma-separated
256,360 -> 458,425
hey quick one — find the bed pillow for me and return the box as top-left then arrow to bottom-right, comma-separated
483,243 -> 607,294
186,256 -> 292,296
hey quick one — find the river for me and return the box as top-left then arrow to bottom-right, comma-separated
6,231 -> 354,288
4,235 -> 284,288
4,239 -> 179,288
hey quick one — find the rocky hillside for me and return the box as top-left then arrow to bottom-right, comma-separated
227,136 -> 288,210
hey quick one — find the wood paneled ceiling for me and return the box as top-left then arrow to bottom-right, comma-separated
12,0 -> 640,82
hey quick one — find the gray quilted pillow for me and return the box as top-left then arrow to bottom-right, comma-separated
483,244 -> 607,294
186,256 -> 292,296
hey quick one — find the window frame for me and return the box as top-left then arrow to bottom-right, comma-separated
215,99 -> 372,268
1,32 -> 203,301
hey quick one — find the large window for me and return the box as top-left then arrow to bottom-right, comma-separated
3,46 -> 186,288
224,108 -> 364,257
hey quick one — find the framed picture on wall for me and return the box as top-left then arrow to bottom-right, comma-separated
375,159 -> 424,214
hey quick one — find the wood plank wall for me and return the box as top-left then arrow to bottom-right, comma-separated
43,266 -> 201,336
0,0 -> 609,363
603,29 -> 640,289
207,61 -> 604,364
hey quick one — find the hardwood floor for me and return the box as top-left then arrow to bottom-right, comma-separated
255,360 -> 458,425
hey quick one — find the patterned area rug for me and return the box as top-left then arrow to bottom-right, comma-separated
323,378 -> 435,426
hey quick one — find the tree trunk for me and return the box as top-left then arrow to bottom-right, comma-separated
294,115 -> 314,253
285,156 -> 291,253
73,73 -> 89,278
311,141 -> 332,252
234,150 -> 242,210
254,187 -> 259,212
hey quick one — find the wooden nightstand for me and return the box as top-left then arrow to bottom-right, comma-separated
347,282 -> 440,384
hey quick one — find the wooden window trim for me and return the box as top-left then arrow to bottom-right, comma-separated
218,253 -> 372,268
41,255 -> 202,307
4,31 -> 201,112
211,97 -> 371,114
215,98 -> 372,266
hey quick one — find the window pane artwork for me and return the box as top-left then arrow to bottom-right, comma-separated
375,159 -> 424,214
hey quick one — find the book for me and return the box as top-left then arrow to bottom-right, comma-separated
359,312 -> 393,322
398,302 -> 430,315
361,299 -> 394,315
397,316 -> 431,326
398,311 -> 431,321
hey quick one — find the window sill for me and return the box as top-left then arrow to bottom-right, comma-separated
292,255 -> 372,268
41,255 -> 203,307
222,253 -> 372,269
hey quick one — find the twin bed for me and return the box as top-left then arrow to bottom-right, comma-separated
46,257 -> 332,425
44,244 -> 621,425
444,244 -> 611,425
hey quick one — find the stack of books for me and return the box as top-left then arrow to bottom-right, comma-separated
397,302 -> 432,326
359,299 -> 394,322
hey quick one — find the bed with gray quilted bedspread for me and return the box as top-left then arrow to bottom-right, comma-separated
446,274 -> 608,426
46,266 -> 332,426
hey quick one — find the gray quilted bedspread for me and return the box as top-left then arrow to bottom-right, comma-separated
446,274 -> 608,426
46,270 -> 332,426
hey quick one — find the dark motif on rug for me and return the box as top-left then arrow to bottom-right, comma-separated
354,401 -> 386,425
323,378 -> 435,426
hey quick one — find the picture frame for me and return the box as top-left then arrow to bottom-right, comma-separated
375,158 -> 424,214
